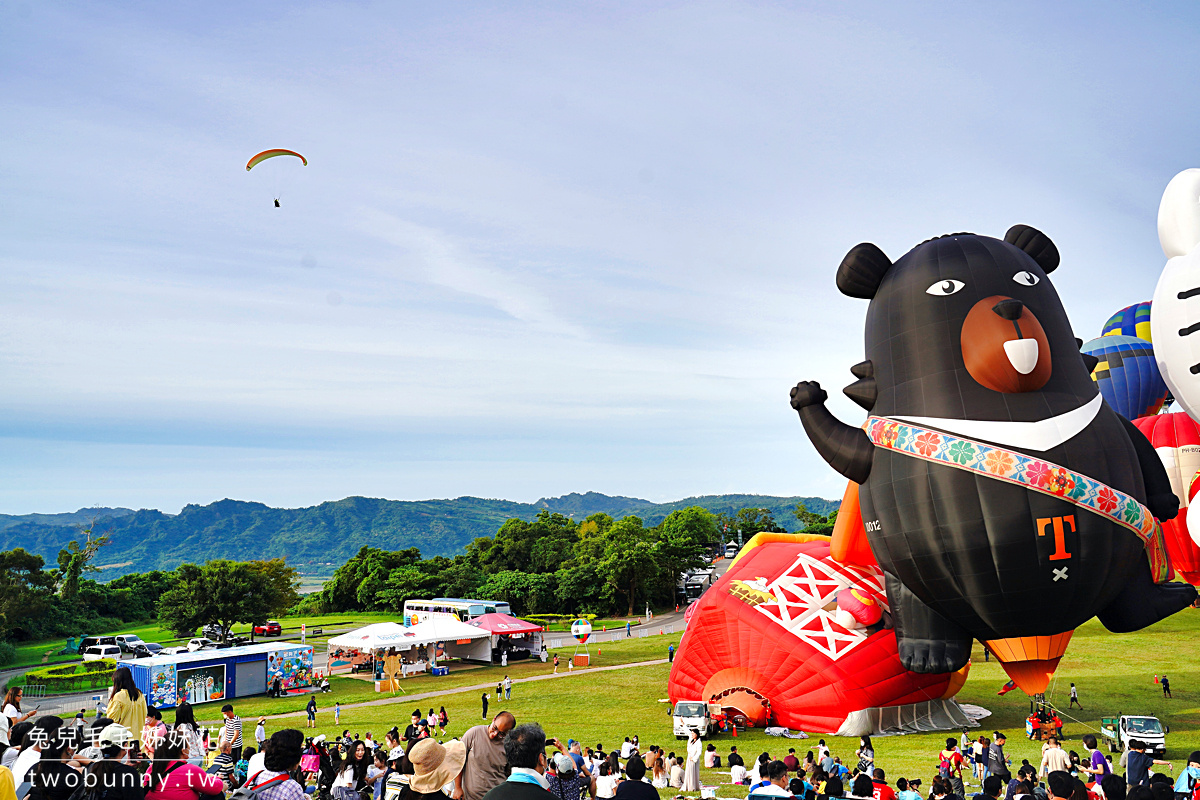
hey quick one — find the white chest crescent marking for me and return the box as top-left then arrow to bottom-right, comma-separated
888,393 -> 1103,452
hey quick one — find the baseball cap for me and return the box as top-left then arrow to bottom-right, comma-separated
389,745 -> 406,761
553,753 -> 575,773
97,724 -> 136,749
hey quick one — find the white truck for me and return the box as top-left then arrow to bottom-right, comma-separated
1101,715 -> 1168,756
673,700 -> 715,739
685,570 -> 714,603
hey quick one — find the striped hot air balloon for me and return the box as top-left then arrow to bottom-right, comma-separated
1081,335 -> 1169,419
1102,301 -> 1152,342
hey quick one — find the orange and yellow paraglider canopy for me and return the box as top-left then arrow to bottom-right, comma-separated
246,149 -> 307,171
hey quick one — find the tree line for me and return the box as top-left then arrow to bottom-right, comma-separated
0,503 -> 835,662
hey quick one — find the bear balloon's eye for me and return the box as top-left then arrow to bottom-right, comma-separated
926,279 -> 965,296
1013,271 -> 1040,286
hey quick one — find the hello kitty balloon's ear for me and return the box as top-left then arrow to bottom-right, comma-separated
1158,169 -> 1200,258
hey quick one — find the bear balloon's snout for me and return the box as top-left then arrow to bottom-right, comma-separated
962,294 -> 1052,392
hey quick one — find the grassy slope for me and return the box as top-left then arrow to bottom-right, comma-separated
178,609 -> 1200,796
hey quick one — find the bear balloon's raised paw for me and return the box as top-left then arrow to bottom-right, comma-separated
897,637 -> 972,675
790,381 -> 827,411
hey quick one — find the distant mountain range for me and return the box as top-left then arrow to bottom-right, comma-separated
0,492 -> 837,579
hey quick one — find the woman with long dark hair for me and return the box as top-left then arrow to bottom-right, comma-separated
28,723 -> 81,800
437,707 -> 448,737
333,740 -> 371,799
106,668 -> 147,738
84,725 -> 145,800
174,703 -> 204,766
856,736 -> 875,774
3,686 -> 36,728
143,727 -> 224,800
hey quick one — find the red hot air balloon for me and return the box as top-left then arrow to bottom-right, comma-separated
1132,412 -> 1200,585
668,534 -> 969,735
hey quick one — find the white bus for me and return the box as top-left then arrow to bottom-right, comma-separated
402,597 -> 513,624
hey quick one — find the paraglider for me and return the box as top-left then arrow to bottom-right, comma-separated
1102,302 -> 1153,342
246,149 -> 308,171
246,149 -> 307,207
667,534 -> 971,735
789,226 -> 1195,695
1080,335 -> 1169,420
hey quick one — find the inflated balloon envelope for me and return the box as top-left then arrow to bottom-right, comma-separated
667,533 -> 970,735
788,226 -> 1196,696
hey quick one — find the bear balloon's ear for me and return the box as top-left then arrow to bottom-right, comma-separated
836,243 -> 893,299
1004,225 -> 1060,273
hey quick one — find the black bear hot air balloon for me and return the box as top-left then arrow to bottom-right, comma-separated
790,227 -> 1197,693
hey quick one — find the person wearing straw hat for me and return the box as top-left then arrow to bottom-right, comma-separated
407,738 -> 467,800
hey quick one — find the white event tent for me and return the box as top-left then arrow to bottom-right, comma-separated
326,616 -> 492,677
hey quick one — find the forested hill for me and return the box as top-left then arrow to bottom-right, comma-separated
1,492 -> 837,578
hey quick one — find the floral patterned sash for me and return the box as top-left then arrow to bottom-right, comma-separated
864,416 -> 1171,582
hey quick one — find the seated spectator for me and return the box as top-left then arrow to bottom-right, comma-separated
669,758 -> 684,789
482,723 -> 550,800
613,756 -> 656,800
596,763 -> 620,798
973,776 -> 1003,800
749,761 -> 792,798
790,779 -> 807,797
729,747 -> 745,769
547,753 -> 592,800
818,777 -> 845,800
873,769 -> 896,800
705,745 -> 720,769
785,750 -> 800,773
240,730 -> 306,800
897,778 -> 921,800
850,774 -> 875,800
651,759 -> 668,789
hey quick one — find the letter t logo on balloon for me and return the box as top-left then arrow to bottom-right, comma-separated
1037,516 -> 1075,561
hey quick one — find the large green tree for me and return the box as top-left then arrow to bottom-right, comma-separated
600,516 -> 662,616
320,546 -> 422,611
0,548 -> 57,640
55,525 -> 111,601
157,558 -> 299,638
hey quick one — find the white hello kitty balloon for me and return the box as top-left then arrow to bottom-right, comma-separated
1152,169 -> 1200,423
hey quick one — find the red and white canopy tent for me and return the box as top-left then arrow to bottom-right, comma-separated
467,613 -> 545,663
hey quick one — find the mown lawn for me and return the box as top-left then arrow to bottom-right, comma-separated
190,633 -> 682,722
191,608 -> 1200,798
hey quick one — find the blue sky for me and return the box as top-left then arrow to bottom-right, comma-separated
2,2 -> 1199,514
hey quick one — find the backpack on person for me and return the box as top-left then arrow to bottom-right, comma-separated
939,753 -> 954,780
230,771 -> 291,800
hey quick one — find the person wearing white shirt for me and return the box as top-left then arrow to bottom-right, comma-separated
731,764 -> 748,786
749,761 -> 792,797
620,739 -> 634,759
248,748 -> 267,778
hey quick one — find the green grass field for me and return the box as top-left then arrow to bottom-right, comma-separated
177,609 -> 1200,798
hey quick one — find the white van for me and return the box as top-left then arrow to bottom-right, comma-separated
83,645 -> 121,662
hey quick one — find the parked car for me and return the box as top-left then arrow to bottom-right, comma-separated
162,646 -> 190,655
131,642 -> 164,658
83,645 -> 121,662
115,634 -> 146,653
78,636 -> 117,653
253,620 -> 283,636
186,637 -> 217,652
723,543 -> 739,559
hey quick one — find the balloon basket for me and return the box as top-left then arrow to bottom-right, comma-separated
573,654 -> 590,667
